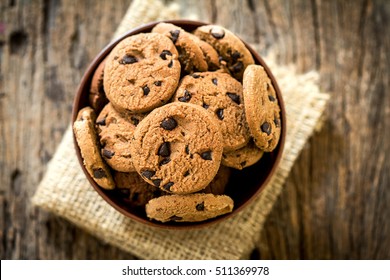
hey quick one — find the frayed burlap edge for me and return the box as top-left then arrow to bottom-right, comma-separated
32,0 -> 330,260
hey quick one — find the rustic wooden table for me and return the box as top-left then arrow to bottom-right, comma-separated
1,0 -> 389,259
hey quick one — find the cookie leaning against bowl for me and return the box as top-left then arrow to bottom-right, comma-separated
73,107 -> 115,189
89,58 -> 109,113
194,25 -> 254,80
243,65 -> 281,152
152,22 -> 208,74
131,102 -> 223,195
174,71 -> 250,152
104,32 -> 181,113
221,139 -> 264,170
145,193 -> 234,223
96,103 -> 146,173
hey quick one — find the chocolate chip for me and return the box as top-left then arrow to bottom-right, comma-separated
119,54 -> 137,64
154,81 -> 162,86
191,73 -> 200,79
232,51 -> 241,63
163,182 -> 174,191
93,168 -> 107,179
169,215 -> 183,221
202,102 -> 209,109
158,142 -> 171,157
168,60 -> 173,68
142,85 -> 150,96
141,170 -> 155,179
196,202 -> 205,211
261,122 -> 272,135
152,179 -> 162,187
132,192 -> 139,202
160,50 -> 172,60
210,27 -> 225,39
185,145 -> 190,154
160,117 -> 177,130
178,90 -> 191,102
268,95 -> 276,102
96,117 -> 106,126
231,61 -> 243,73
200,151 -> 212,160
216,108 -> 224,120
159,157 -> 171,166
183,170 -> 190,177
226,92 -> 240,104
212,78 -> 218,85
274,118 -> 280,127
240,161 -> 247,168
130,116 -> 140,126
170,29 -> 180,44
102,149 -> 115,159
118,188 -> 130,197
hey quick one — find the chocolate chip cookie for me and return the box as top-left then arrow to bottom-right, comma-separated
114,171 -> 161,208
152,22 -> 208,74
173,71 -> 250,151
221,139 -> 264,170
89,58 -> 109,113
145,193 -> 234,222
104,32 -> 181,113
73,107 -> 115,189
131,102 -> 223,194
96,103 -> 146,172
189,33 -> 220,71
194,25 -> 254,80
243,65 -> 281,152
202,165 -> 231,195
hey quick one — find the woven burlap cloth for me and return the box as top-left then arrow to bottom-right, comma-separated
32,0 -> 330,259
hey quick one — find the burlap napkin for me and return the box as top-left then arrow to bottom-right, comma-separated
32,0 -> 330,259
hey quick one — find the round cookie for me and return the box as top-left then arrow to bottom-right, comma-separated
152,22 -> 208,74
89,58 -> 109,113
194,25 -> 254,80
243,65 -> 281,152
221,139 -> 264,170
104,32 -> 181,113
173,71 -> 250,152
202,165 -> 231,195
131,102 -> 223,195
145,193 -> 234,222
114,171 -> 162,208
188,33 -> 220,71
96,103 -> 146,172
73,107 -> 115,190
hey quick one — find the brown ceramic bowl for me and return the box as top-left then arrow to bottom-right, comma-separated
72,20 -> 286,229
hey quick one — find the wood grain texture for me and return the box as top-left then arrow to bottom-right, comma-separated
1,0 -> 389,259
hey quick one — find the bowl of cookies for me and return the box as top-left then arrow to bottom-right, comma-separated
72,20 -> 286,228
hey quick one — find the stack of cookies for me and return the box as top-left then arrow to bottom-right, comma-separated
73,23 -> 282,223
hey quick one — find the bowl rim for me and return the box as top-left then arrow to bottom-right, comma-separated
72,19 -> 286,230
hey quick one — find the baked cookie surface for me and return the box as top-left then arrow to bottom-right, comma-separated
174,71 -> 250,151
96,103 -> 145,172
202,165 -> 231,195
221,139 -> 264,170
114,171 -> 161,208
131,102 -> 223,194
73,107 -> 115,189
104,33 -> 181,113
145,193 -> 234,222
194,25 -> 254,80
152,22 -> 208,74
243,65 -> 281,152
89,58 -> 109,113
